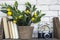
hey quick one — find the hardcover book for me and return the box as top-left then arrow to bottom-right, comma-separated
2,17 -> 10,38
8,21 -> 13,38
13,23 -> 19,39
8,21 -> 19,39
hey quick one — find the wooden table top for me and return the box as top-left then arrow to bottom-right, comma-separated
3,38 -> 60,40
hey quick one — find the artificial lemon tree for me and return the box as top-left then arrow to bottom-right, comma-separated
0,1 -> 45,26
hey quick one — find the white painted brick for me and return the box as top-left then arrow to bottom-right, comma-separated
58,0 -> 60,4
36,5 -> 49,11
18,5 -> 26,11
37,0 -> 57,5
18,0 -> 36,5
0,1 -> 15,5
0,0 -> 36,5
49,5 -> 60,10
42,11 -> 58,17
41,17 -> 50,22
0,0 -> 13,1
17,0 -> 26,4
0,11 -> 7,16
59,11 -> 60,16
48,21 -> 53,32
49,17 -> 54,22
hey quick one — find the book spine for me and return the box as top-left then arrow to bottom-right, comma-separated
8,21 -> 13,38
2,17 -> 9,38
10,21 -> 16,39
13,23 -> 19,39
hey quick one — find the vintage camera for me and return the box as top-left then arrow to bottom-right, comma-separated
38,32 -> 52,38
38,22 -> 53,39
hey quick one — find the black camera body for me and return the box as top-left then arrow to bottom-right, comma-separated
38,32 -> 52,39
38,23 -> 53,39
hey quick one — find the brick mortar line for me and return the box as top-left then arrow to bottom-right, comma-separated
48,4 -> 60,6
40,10 -> 60,11
0,0 -> 15,1
36,3 -> 60,5
48,8 -> 60,12
36,4 -> 59,5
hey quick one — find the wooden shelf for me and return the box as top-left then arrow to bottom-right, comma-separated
2,38 -> 59,40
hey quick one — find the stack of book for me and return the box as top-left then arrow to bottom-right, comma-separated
1,17 -> 19,39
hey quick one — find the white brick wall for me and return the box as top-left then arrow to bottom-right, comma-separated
58,0 -> 60,4
36,5 -> 49,10
0,0 -> 60,38
19,0 -> 36,5
41,17 -> 50,22
59,11 -> 60,16
49,5 -> 60,10
0,1 -> 15,5
37,0 -> 57,5
42,11 -> 58,17
18,5 -> 26,11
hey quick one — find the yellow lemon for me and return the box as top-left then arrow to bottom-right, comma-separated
7,11 -> 12,16
31,17 -> 35,21
34,12 -> 37,17
25,10 -> 30,14
7,8 -> 11,11
19,15 -> 23,19
13,20 -> 17,23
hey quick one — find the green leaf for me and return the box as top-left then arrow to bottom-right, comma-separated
36,11 -> 40,15
14,1 -> 18,9
32,5 -> 37,12
25,2 -> 31,8
33,16 -> 41,23
1,10 -> 7,13
26,6 -> 30,11
7,5 -> 13,9
32,13 -> 45,23
1,7 -> 6,9
5,3 -> 8,6
40,14 -> 45,18
17,10 -> 22,14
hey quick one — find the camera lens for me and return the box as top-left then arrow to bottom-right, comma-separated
44,34 -> 50,38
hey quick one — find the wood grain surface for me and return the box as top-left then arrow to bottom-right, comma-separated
2,38 -> 60,40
